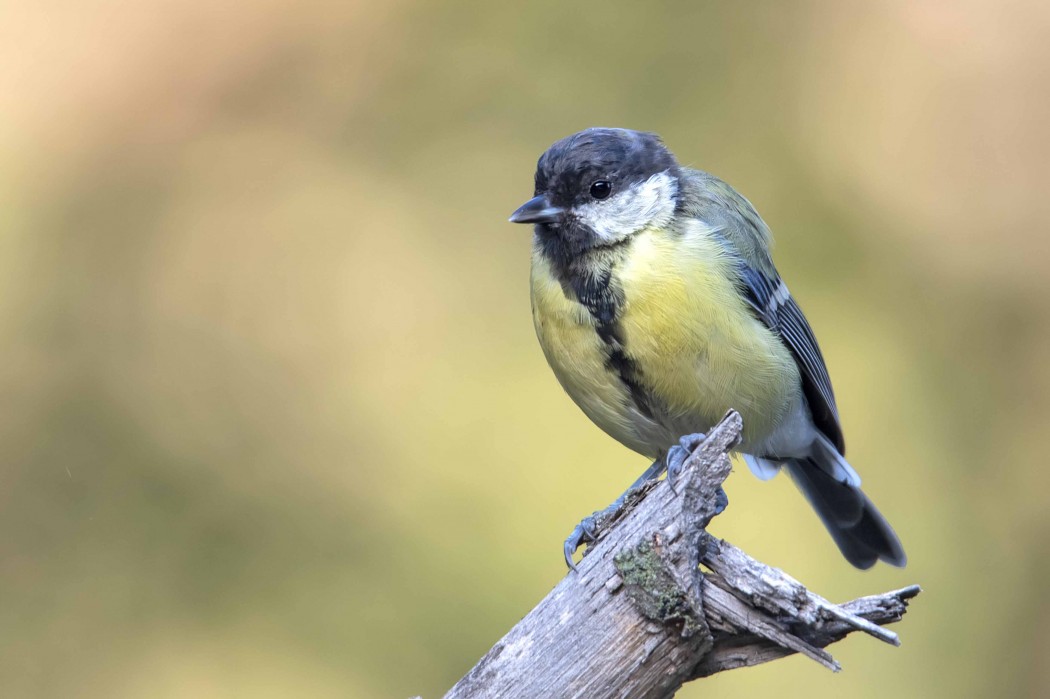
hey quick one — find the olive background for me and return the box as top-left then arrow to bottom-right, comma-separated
2,2 -> 1048,697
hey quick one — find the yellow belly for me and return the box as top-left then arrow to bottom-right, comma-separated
531,224 -> 799,456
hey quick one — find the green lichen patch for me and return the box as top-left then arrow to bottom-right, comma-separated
614,540 -> 705,639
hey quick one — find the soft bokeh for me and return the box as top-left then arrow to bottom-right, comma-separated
2,1 -> 1048,697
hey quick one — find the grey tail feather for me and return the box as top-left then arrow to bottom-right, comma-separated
785,458 -> 907,569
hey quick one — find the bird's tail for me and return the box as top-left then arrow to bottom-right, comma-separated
785,458 -> 907,569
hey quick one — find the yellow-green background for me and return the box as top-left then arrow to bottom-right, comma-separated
2,2 -> 1047,697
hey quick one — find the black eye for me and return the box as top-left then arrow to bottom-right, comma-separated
589,180 -> 612,200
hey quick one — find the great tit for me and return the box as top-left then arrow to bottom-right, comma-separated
509,127 -> 905,570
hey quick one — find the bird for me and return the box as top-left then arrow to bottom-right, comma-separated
509,127 -> 906,570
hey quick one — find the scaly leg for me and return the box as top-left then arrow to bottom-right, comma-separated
563,431 -> 730,569
563,457 -> 666,569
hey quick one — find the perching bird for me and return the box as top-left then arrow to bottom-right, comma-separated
509,127 -> 905,570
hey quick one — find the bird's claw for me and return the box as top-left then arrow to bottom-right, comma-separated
714,485 -> 729,514
665,432 -> 707,491
564,514 -> 601,570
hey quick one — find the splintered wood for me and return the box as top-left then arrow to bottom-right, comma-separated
442,411 -> 920,699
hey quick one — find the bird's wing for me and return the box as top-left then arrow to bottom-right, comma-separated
677,169 -> 846,454
735,262 -> 845,454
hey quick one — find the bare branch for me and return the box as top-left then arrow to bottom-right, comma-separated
440,411 -> 920,699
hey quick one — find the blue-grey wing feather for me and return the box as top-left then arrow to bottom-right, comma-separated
674,168 -> 846,454
737,263 -> 845,454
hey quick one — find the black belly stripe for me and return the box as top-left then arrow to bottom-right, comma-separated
563,260 -> 655,420
604,339 -> 655,420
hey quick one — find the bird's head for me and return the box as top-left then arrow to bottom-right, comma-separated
509,128 -> 681,256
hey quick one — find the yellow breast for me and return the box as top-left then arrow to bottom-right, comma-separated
531,252 -> 654,453
531,224 -> 799,455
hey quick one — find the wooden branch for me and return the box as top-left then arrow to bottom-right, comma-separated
439,411 -> 920,699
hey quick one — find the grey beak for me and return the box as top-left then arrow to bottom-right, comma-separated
509,195 -> 565,224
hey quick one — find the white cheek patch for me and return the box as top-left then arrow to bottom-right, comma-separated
575,171 -> 678,243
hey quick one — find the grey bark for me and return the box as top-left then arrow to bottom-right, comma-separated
440,411 -> 920,699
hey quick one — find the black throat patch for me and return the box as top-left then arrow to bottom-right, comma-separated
540,240 -> 655,420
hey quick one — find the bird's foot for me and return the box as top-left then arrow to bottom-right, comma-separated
665,432 -> 707,490
563,513 -> 602,571
563,457 -> 667,570
666,432 -> 729,514
714,484 -> 729,514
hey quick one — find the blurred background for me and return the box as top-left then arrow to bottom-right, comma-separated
1,1 -> 1048,697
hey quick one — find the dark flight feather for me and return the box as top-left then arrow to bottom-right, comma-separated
736,263 -> 846,454
675,170 -> 846,454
